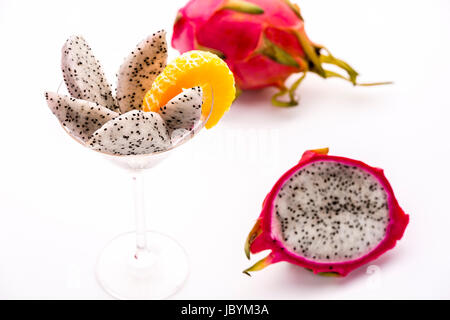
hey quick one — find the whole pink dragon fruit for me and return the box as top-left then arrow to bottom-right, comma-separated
244,148 -> 409,276
173,0 -> 387,106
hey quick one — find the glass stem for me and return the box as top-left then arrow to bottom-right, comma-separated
132,171 -> 147,259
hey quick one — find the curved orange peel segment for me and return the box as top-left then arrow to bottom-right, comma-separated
142,50 -> 236,129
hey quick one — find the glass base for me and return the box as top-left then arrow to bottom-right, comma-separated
95,231 -> 189,300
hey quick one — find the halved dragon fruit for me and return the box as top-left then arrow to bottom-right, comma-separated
244,148 -> 409,276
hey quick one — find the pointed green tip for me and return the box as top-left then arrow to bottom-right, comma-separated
283,0 -> 304,20
357,81 -> 394,86
260,37 -> 300,68
223,0 -> 264,14
242,254 -> 274,276
310,147 -> 329,155
244,243 -> 251,260
244,219 -> 263,260
174,12 -> 183,24
242,270 -> 252,277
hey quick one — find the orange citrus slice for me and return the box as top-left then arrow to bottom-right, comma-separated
142,50 -> 236,129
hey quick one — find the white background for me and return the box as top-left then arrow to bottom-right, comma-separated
0,0 -> 449,299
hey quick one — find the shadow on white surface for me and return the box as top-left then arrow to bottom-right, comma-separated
256,249 -> 405,296
224,76 -> 395,131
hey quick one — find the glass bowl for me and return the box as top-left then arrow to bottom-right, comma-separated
56,82 -> 213,299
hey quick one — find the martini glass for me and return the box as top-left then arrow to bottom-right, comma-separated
57,82 -> 213,299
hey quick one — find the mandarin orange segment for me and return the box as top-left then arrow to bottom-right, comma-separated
142,50 -> 235,129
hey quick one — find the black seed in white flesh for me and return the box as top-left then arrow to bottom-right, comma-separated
273,161 -> 390,263
61,35 -> 119,112
158,86 -> 203,133
116,30 -> 168,113
45,91 -> 118,142
87,110 -> 171,156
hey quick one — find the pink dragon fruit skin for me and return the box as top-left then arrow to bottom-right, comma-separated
173,0 -> 385,106
244,148 -> 409,277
